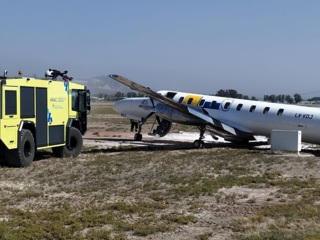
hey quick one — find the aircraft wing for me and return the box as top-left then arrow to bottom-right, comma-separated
109,74 -> 253,137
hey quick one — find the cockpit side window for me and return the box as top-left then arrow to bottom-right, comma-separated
166,92 -> 177,99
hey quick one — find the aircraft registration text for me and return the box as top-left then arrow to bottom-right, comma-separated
295,113 -> 313,119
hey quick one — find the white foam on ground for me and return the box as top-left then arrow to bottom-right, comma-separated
85,131 -> 318,150
158,132 -> 317,150
159,131 -> 216,142
160,131 -> 268,143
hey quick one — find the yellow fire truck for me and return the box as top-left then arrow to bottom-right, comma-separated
0,69 -> 90,167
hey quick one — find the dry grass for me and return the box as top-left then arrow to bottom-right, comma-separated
0,101 -> 319,239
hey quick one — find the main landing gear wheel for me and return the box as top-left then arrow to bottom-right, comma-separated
134,133 -> 142,141
193,140 -> 204,149
193,124 -> 206,148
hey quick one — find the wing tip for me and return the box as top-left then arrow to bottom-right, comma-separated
109,74 -> 119,78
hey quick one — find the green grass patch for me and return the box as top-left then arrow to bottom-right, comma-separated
89,102 -> 117,115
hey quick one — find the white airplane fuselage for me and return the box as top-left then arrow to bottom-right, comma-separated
113,91 -> 320,144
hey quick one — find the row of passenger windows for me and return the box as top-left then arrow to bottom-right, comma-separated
234,103 -> 284,116
177,96 -> 216,107
176,96 -> 285,116
204,99 -> 284,116
178,97 -> 197,105
178,97 -> 209,106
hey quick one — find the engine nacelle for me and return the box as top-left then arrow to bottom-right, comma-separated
156,119 -> 172,137
155,103 -> 204,125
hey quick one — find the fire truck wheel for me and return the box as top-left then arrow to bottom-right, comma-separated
6,129 -> 35,167
52,127 -> 83,158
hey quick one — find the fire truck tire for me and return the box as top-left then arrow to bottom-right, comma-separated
52,127 -> 83,158
6,129 -> 35,167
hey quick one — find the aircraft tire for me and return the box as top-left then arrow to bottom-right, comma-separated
193,140 -> 204,149
134,133 -> 142,141
52,127 -> 83,158
6,129 -> 35,167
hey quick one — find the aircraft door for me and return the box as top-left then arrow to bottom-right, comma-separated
221,100 -> 233,111
1,86 -> 20,149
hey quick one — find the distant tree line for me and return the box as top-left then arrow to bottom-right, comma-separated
95,91 -> 144,101
214,89 -> 257,100
263,93 -> 302,104
214,89 -> 303,104
307,97 -> 320,102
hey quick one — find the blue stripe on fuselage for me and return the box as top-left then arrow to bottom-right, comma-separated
203,102 -> 221,109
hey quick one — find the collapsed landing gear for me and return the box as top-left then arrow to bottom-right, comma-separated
193,124 -> 206,149
130,117 -> 172,142
151,118 -> 172,137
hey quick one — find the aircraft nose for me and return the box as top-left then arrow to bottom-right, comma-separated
113,99 -> 127,113
113,97 -> 154,119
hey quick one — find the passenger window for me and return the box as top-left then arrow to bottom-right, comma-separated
187,98 -> 193,104
236,104 -> 243,111
178,97 -> 184,103
249,105 -> 256,112
198,99 -> 205,107
210,101 -> 217,108
263,107 -> 270,114
277,108 -> 284,116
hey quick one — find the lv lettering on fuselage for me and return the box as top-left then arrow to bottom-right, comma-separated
295,113 -> 313,119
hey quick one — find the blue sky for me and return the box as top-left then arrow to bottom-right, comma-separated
2,1 -> 320,98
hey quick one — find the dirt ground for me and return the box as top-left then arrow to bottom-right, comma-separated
0,103 -> 319,239
81,107 -> 320,239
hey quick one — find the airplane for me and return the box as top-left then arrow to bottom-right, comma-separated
109,74 -> 320,148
